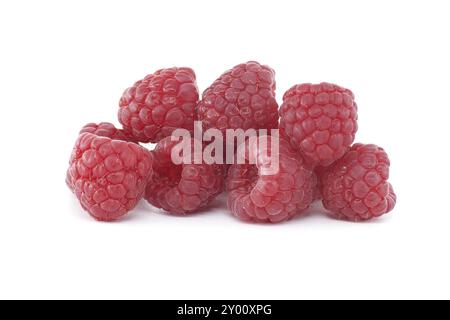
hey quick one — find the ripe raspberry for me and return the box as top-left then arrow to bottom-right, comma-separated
279,83 -> 358,167
66,122 -> 136,192
118,67 -> 199,143
66,132 -> 153,221
196,61 -> 279,134
321,143 -> 396,221
80,122 -> 136,142
145,137 -> 225,215
226,137 -> 316,223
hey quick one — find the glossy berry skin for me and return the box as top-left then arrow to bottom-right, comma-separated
118,67 -> 199,143
279,83 -> 358,167
66,132 -> 153,221
145,137 -> 225,215
226,138 -> 316,223
196,61 -> 279,134
80,122 -> 136,142
321,143 -> 396,221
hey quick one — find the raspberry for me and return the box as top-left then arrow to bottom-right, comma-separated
118,67 -> 199,143
66,132 -> 153,221
66,122 -> 136,192
80,122 -> 136,142
226,137 -> 316,223
321,143 -> 396,221
196,61 -> 279,134
279,83 -> 358,167
145,137 -> 225,214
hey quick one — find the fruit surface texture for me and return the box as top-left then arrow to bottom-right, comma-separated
280,83 -> 358,166
67,131 -> 153,221
226,137 -> 316,223
119,67 -> 199,143
321,143 -> 396,221
196,61 -> 279,134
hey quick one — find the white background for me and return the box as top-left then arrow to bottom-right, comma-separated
0,0 -> 449,300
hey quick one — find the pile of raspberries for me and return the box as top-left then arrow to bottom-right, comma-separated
66,61 -> 396,223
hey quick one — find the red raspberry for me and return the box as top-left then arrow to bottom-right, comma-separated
66,132 -> 153,221
196,61 -> 279,134
279,83 -> 358,167
118,67 -> 199,143
80,122 -> 136,142
226,137 -> 316,223
66,122 -> 137,192
145,137 -> 225,215
321,143 -> 396,221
